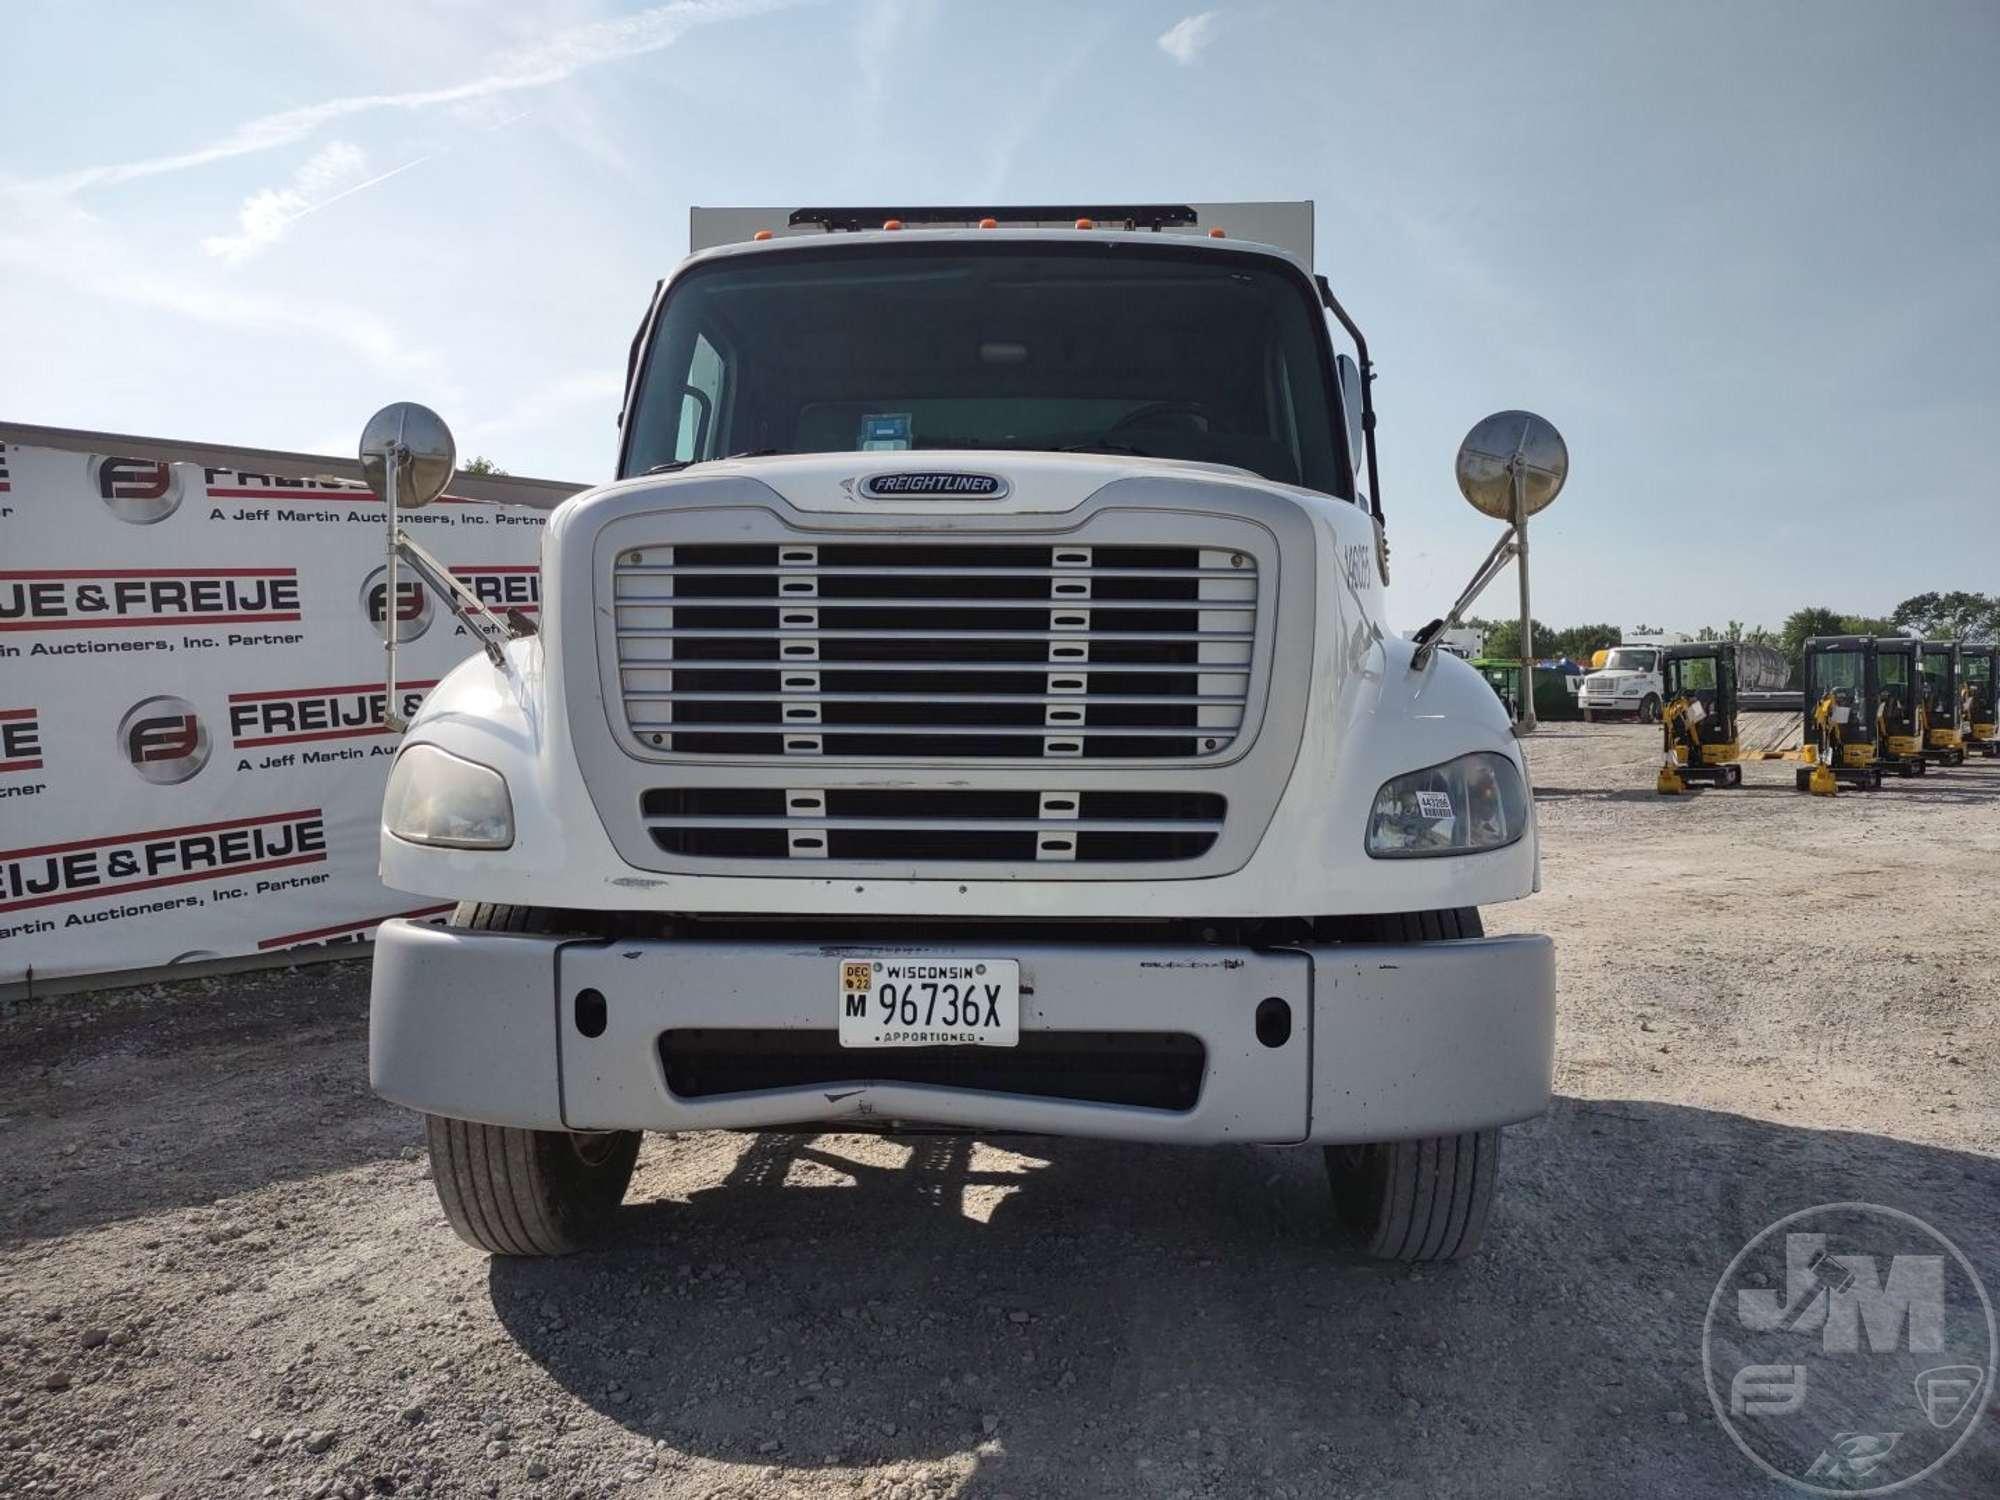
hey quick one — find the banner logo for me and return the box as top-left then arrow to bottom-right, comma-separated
0,808 -> 328,914
0,708 -> 42,774
256,902 -> 453,952
228,681 -> 435,749
118,696 -> 211,785
0,567 -> 301,631
451,565 -> 541,616
90,455 -> 185,524
360,566 -> 433,642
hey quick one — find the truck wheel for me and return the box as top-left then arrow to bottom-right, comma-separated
424,902 -> 641,1255
1324,908 -> 1502,1261
425,1115 -> 639,1256
1639,695 -> 1661,724
1582,708 -> 1595,724
1325,1129 -> 1500,1262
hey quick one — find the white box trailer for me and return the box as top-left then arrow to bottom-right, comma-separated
362,202 -> 1555,1265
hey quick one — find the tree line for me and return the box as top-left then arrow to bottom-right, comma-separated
1466,591 -> 1999,669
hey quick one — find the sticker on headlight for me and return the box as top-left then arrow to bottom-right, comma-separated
1415,789 -> 1454,821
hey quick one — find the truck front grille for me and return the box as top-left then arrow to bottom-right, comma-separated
642,787 -> 1225,863
659,1027 -> 1205,1111
612,541 -> 1257,759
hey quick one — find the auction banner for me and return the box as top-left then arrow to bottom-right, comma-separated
0,440 -> 548,984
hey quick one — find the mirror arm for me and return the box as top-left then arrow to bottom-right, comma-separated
394,529 -> 526,671
1410,525 -> 1519,671
1316,274 -> 1382,523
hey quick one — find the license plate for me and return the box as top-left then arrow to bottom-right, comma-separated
837,957 -> 1019,1048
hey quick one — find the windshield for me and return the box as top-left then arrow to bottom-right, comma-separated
624,242 -> 1347,494
1670,657 -> 1717,692
1603,649 -> 1656,673
1811,649 -> 1864,701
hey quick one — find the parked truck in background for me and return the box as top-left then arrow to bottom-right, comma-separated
1578,633 -> 1692,722
364,203 -> 1556,1265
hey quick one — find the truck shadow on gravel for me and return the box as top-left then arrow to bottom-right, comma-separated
485,1100 -> 2000,1497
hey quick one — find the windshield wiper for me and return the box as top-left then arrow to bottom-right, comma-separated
1060,440 -> 1154,457
643,448 -> 780,475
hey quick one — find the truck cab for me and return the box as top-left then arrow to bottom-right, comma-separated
1578,643 -> 1666,722
365,203 -> 1555,1264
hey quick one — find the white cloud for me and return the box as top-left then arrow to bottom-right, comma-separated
200,141 -> 412,265
36,0 -> 804,197
1157,10 -> 1221,66
0,177 -> 444,381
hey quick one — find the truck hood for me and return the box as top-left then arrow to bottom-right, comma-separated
617,449 -> 1305,518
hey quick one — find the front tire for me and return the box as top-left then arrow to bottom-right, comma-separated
1639,695 -> 1661,724
1323,908 -> 1504,1262
424,902 -> 641,1255
1325,1129 -> 1501,1262
426,1115 -> 639,1256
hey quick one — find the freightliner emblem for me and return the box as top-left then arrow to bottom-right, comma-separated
859,472 -> 1009,500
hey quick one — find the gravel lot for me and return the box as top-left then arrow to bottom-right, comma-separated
3,723 -> 1996,1499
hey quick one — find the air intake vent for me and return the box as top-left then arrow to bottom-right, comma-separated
612,541 -> 1257,760
641,787 -> 1225,863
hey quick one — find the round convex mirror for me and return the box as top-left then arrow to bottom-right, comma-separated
359,402 -> 457,510
1454,410 -> 1568,520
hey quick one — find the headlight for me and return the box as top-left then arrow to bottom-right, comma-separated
383,744 -> 514,849
1366,751 -> 1528,859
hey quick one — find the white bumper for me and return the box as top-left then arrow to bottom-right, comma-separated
369,919 -> 1556,1146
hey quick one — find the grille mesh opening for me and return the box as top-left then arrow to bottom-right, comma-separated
641,787 -> 1225,864
659,1028 -> 1205,1110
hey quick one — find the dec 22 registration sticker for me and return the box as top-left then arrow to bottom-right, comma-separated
838,958 -> 1020,1048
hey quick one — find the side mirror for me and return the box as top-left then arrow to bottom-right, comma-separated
359,402 -> 457,510
1454,410 -> 1568,520
1335,353 -> 1366,487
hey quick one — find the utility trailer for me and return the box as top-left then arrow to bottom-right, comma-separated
362,202 -> 1556,1264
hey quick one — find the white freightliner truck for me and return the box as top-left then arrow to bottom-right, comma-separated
365,203 -> 1556,1263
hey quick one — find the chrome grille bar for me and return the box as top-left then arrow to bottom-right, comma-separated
612,539 -> 1259,762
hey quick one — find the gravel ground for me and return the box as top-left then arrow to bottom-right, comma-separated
2,723 -> 1996,1499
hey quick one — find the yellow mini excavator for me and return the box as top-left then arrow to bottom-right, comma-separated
1656,642 -> 1746,792
1794,636 -> 1885,794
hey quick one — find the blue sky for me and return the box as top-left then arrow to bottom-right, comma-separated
2,0 -> 1995,633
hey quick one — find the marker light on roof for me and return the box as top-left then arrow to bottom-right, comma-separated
882,219 -> 904,231
1075,217 -> 1095,230
979,217 -> 998,229
1208,227 -> 1226,238
752,229 -> 774,241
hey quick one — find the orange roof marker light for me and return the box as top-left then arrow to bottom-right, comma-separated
978,217 -> 999,229
1208,226 -> 1226,238
752,229 -> 774,241
882,218 -> 904,231
1075,217 -> 1095,230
